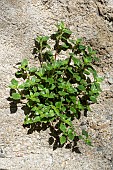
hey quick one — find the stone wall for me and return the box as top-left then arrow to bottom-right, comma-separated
0,0 -> 113,169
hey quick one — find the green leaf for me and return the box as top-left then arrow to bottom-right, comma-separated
68,128 -> 73,134
60,135 -> 66,145
18,84 -> 25,89
57,21 -> 65,30
93,56 -> 99,62
77,100 -> 84,110
49,110 -> 55,117
69,39 -> 76,44
50,84 -> 56,90
21,59 -> 28,67
36,36 -> 41,42
11,93 -> 21,100
84,57 -> 92,64
72,57 -> 81,66
79,135 -> 84,140
82,129 -> 88,138
77,85 -> 86,91
42,36 -> 49,42
58,77 -> 63,82
63,28 -> 72,35
55,102 -> 62,108
51,105 -> 59,115
11,78 -> 18,86
45,112 -> 51,118
38,84 -> 44,90
66,98 -> 70,103
87,67 -> 97,78
46,78 -> 54,84
80,79 -> 87,86
90,96 -> 97,103
87,46 -> 92,53
33,116 -> 41,123
24,80 -> 31,88
85,139 -> 92,146
29,67 -> 37,73
58,91 -> 67,96
68,132 -> 74,141
70,96 -> 76,103
60,97 -> 65,102
15,71 -> 22,77
30,96 -> 40,102
76,38 -> 82,44
70,106 -> 76,113
74,74 -> 81,81
41,118 -> 48,123
96,77 -> 103,82
67,67 -> 73,74
31,76 -> 37,83
63,118 -> 72,126
24,117 -> 33,124
61,43 -> 69,49
60,123 -> 67,132
36,68 -> 45,77
61,106 -> 66,112
91,84 -> 97,93
48,93 -> 54,98
94,82 -> 102,92
33,87 -> 37,92
79,45 -> 86,51
9,79 -> 19,89
84,70 -> 90,75
66,83 -> 73,91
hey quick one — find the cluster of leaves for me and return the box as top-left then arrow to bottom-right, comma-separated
9,21 -> 102,146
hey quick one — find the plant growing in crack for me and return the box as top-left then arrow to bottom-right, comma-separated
9,21 -> 102,147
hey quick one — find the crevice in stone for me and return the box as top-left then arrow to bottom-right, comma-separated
96,2 -> 113,22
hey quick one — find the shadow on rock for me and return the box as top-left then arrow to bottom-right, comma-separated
23,118 -> 81,153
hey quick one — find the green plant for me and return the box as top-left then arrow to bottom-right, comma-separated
9,21 -> 102,146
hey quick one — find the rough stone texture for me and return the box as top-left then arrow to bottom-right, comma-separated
0,0 -> 113,169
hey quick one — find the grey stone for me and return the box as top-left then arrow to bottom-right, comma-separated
0,0 -> 113,169
0,149 -> 5,158
108,78 -> 113,84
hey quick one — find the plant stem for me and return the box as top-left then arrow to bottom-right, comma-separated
68,55 -> 72,66
55,40 -> 59,60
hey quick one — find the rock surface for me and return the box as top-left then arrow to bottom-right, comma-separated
0,0 -> 113,169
